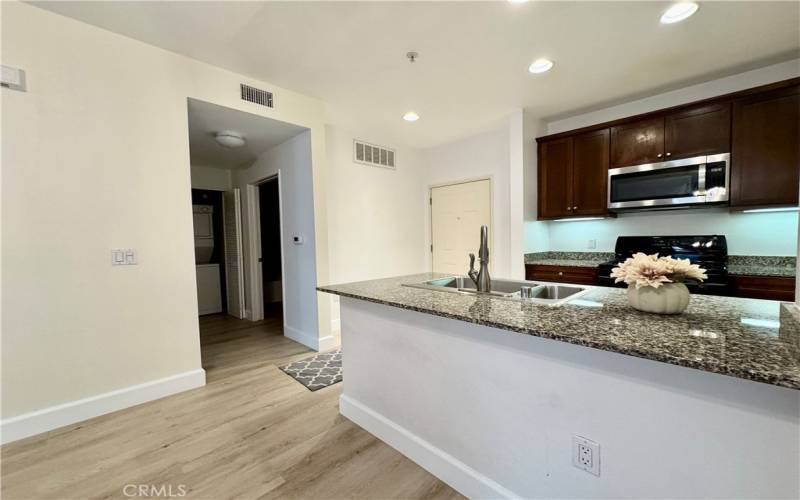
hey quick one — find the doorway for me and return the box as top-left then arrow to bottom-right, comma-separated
430,178 -> 492,274
257,177 -> 283,318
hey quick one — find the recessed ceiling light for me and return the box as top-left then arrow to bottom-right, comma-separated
660,2 -> 699,24
507,0 -> 530,3
528,58 -> 554,74
403,111 -> 420,122
215,130 -> 246,148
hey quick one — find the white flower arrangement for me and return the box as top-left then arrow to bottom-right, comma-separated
610,252 -> 708,289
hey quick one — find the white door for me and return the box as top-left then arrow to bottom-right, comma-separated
222,188 -> 246,319
431,179 -> 491,275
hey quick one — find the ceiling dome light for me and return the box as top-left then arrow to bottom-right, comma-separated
528,58 -> 554,74
403,111 -> 420,122
660,2 -> 699,24
215,130 -> 246,148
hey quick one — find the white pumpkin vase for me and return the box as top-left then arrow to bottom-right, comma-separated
610,252 -> 707,315
626,282 -> 690,315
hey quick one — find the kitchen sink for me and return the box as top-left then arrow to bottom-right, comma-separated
404,276 -> 591,306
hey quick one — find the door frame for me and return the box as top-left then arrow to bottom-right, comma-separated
244,172 -> 287,322
427,175 -> 494,273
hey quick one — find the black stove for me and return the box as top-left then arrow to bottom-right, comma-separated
597,235 -> 730,296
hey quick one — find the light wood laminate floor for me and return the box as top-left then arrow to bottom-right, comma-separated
1,311 -> 462,500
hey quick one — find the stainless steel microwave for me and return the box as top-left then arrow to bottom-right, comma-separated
607,153 -> 730,210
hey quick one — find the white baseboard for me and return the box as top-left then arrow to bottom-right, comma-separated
284,324 -> 336,352
1,368 -> 206,445
339,394 -> 519,500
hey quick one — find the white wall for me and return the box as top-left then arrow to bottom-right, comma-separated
233,132 -> 328,349
324,125 -> 428,332
524,59 -> 800,256
1,2 -> 330,431
326,125 -> 427,283
548,209 -> 799,256
423,123 -> 513,278
341,298 -> 800,500
190,165 -> 231,191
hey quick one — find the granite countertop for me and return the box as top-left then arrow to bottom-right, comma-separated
524,252 -> 613,268
525,252 -> 797,278
319,273 -> 800,390
728,256 -> 797,278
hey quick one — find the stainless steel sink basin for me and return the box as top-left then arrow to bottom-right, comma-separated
404,276 -> 591,306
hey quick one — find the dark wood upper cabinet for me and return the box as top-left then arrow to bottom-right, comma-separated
664,102 -> 731,160
609,117 -> 665,168
731,85 -> 800,208
571,129 -> 609,215
538,138 -> 572,219
538,130 -> 610,220
537,77 -> 800,216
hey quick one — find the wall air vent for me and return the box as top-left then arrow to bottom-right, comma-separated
240,83 -> 273,108
353,139 -> 396,169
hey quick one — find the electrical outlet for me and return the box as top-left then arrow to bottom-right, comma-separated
587,239 -> 597,249
572,435 -> 600,476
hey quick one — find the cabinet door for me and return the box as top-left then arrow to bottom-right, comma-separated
538,138 -> 573,219
731,85 -> 800,207
571,129 -> 609,216
664,102 -> 731,160
610,116 -> 664,167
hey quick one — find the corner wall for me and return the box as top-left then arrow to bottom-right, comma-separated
324,124 -> 428,334
234,132 -> 326,350
0,1 -> 330,439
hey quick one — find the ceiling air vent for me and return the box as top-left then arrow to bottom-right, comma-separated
240,83 -> 273,108
353,140 -> 396,169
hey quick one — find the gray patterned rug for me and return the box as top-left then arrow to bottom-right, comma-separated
279,349 -> 342,391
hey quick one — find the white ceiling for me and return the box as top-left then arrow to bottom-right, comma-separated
187,98 -> 306,169
34,1 -> 800,148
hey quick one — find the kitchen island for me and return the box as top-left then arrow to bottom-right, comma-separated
319,274 -> 800,499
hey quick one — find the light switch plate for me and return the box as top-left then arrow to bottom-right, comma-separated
1,65 -> 27,92
112,249 -> 137,266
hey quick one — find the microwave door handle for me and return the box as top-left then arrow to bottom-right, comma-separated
698,164 -> 706,195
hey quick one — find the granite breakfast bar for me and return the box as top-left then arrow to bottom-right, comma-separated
320,274 -> 800,500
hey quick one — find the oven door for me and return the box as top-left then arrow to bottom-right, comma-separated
607,153 -> 729,210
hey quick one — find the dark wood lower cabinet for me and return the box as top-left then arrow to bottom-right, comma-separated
729,275 -> 796,302
525,264 -> 598,285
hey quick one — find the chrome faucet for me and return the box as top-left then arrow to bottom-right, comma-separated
468,225 -> 491,293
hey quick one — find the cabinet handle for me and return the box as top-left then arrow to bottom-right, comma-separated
666,152 -> 672,157
558,272 -> 564,276
573,206 -> 578,210
567,206 -> 572,211
657,153 -> 663,158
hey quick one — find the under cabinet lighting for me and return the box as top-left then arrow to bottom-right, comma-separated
660,2 -> 699,24
741,318 -> 780,329
741,207 -> 800,214
552,217 -> 606,222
